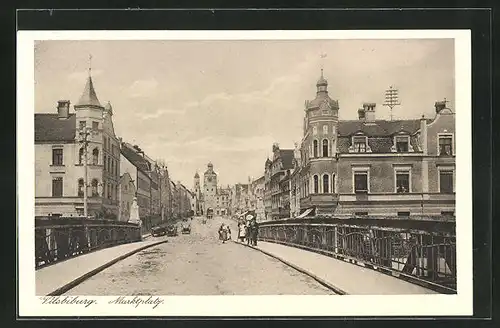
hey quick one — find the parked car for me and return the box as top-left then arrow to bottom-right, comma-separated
166,224 -> 178,237
181,219 -> 191,234
151,225 -> 167,237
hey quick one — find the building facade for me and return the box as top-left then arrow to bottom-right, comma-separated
193,172 -> 203,215
34,72 -> 120,218
250,176 -> 266,222
264,144 -> 294,220
118,172 -> 135,222
294,71 -> 455,217
202,162 -> 218,214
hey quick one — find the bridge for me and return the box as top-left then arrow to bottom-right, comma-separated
35,215 -> 456,296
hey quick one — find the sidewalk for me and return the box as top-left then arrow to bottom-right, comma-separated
240,241 -> 438,295
36,237 -> 167,296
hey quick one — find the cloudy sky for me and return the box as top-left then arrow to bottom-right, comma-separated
34,39 -> 454,187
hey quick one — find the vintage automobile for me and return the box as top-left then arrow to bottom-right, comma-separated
151,225 -> 167,237
181,219 -> 191,234
166,224 -> 178,237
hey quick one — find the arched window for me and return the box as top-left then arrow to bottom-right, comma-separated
323,174 -> 330,193
78,178 -> 84,197
332,174 -> 336,193
313,175 -> 319,194
313,140 -> 318,157
92,148 -> 99,165
91,179 -> 98,196
79,148 -> 84,164
104,154 -> 107,171
107,183 -> 111,199
322,139 -> 329,157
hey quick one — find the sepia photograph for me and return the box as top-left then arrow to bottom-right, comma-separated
18,30 -> 472,317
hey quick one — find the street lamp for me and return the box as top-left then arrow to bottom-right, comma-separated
78,126 -> 93,218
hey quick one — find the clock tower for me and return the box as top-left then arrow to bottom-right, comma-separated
203,162 -> 218,214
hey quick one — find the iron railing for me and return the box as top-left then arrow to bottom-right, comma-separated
35,217 -> 141,269
258,216 -> 456,293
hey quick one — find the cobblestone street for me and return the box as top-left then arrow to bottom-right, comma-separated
66,217 -> 335,295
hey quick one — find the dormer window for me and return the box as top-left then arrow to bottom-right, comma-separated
352,136 -> 367,153
395,136 -> 409,152
438,134 -> 453,156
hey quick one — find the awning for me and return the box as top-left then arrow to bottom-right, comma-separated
297,207 -> 315,219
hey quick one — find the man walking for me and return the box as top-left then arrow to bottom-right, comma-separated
250,218 -> 259,246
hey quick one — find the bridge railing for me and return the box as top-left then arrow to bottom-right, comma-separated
35,217 -> 142,269
258,216 -> 456,294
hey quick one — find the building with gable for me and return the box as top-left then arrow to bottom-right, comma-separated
264,144 -> 295,220
290,71 -> 455,217
35,69 -> 120,218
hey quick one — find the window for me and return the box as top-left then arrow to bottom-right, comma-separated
353,136 -> 367,152
323,174 -> 329,193
313,175 -> 319,193
396,170 -> 410,193
331,174 -> 336,193
92,148 -> 99,165
439,170 -> 454,193
313,140 -> 318,157
78,178 -> 84,197
395,136 -> 409,152
52,148 -> 63,166
92,121 -> 99,132
323,125 -> 328,134
322,139 -> 329,157
79,121 -> 86,131
397,211 -> 411,217
355,212 -> 368,216
313,126 -> 318,135
354,172 -> 368,193
439,135 -> 453,156
107,183 -> 111,199
52,177 -> 63,197
78,148 -> 84,165
91,179 -> 99,196
103,155 -> 107,171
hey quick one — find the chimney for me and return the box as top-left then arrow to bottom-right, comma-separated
420,114 -> 428,155
57,100 -> 70,119
363,102 -> 376,122
357,108 -> 366,120
435,101 -> 446,113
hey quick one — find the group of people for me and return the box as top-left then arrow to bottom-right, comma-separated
217,215 -> 260,246
237,215 -> 259,246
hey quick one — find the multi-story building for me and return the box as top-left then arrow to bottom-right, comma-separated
250,176 -> 266,222
215,186 -> 231,216
118,172 -> 136,222
193,172 -> 203,215
34,71 -> 120,219
263,159 -> 272,221
295,70 -> 455,217
231,183 -> 251,216
289,143 -> 302,218
120,142 -> 152,220
170,180 -> 179,219
264,144 -> 294,220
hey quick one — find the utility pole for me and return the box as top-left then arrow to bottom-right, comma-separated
383,85 -> 401,121
78,126 -> 92,218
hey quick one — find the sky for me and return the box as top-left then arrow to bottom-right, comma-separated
34,39 -> 455,188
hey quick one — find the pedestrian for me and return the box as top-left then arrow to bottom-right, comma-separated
218,223 -> 227,244
250,218 -> 259,246
238,221 -> 246,242
246,218 -> 252,245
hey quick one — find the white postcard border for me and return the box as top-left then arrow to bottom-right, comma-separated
18,29 -> 472,317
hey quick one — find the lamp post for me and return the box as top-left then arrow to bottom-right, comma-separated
78,126 -> 93,218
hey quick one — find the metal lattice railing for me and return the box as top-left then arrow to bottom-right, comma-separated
258,217 -> 456,293
35,217 -> 142,269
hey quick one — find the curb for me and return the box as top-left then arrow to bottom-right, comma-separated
46,240 -> 168,296
231,240 -> 347,295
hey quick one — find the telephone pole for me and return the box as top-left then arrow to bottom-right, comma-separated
383,85 -> 401,121
78,126 -> 92,218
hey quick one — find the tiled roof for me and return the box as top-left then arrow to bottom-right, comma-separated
35,113 -> 76,142
279,149 -> 295,170
76,76 -> 102,107
337,119 -> 430,137
121,143 -> 150,172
